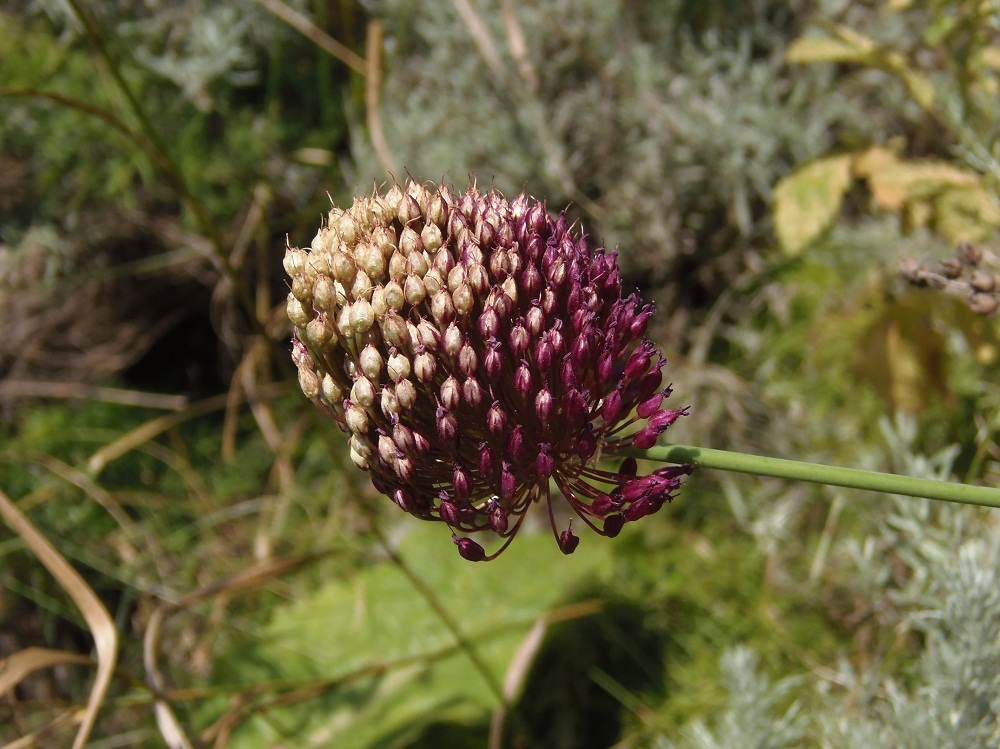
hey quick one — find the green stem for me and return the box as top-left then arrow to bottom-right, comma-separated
631,444 -> 1000,510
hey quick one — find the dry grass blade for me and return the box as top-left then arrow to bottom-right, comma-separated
0,381 -> 187,410
0,488 -> 118,749
365,20 -> 397,178
251,0 -> 366,74
0,647 -> 93,695
86,383 -> 287,477
449,0 -> 506,80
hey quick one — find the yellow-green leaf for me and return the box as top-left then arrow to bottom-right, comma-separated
773,154 -> 855,256
785,35 -> 868,64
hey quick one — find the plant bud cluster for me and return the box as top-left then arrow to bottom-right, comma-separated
286,180 -> 691,560
901,241 -> 1000,317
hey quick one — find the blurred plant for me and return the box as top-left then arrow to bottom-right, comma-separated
353,0 -> 867,301
774,0 -> 1000,256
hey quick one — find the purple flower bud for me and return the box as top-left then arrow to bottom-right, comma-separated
436,405 -> 458,443
484,337 -> 504,379
637,392 -> 664,419
440,375 -> 461,411
534,336 -> 554,372
535,387 -> 555,422
393,422 -> 415,455
458,343 -> 478,376
624,342 -> 653,380
597,351 -> 615,386
619,457 -> 638,476
453,462 -> 473,500
500,462 -> 517,499
526,302 -> 545,337
569,336 -> 590,369
393,487 -> 414,512
520,264 -> 542,300
536,443 -> 554,479
630,426 -> 660,450
394,454 -> 415,481
487,498 -> 509,535
602,386 -> 624,423
440,496 -> 460,526
558,525 -> 580,555
603,514 -> 626,538
509,320 -> 530,358
508,424 -> 527,462
591,493 -> 618,516
478,441 -> 495,476
453,535 -> 486,562
514,360 -> 533,400
462,377 -> 484,408
563,388 -> 588,425
487,400 -> 508,436
479,306 -> 501,339
624,495 -> 664,521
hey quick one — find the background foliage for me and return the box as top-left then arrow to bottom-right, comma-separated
3,0 -> 1000,747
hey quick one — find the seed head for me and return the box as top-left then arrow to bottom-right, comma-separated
286,180 -> 692,560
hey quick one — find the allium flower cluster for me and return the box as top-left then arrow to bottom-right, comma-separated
285,180 -> 692,560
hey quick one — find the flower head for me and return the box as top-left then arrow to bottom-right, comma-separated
286,180 -> 692,560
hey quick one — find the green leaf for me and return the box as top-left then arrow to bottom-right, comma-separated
772,154 -> 854,256
218,523 -> 614,749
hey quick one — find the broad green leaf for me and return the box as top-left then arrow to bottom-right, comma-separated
220,523 -> 614,749
773,154 -> 854,256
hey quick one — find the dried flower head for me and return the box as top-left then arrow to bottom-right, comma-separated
285,180 -> 692,560
901,241 -> 1000,317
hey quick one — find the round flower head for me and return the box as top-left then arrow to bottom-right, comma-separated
286,180 -> 692,560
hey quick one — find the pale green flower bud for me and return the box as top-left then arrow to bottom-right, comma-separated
397,194 -> 421,225
359,343 -> 384,380
423,267 -> 444,296
351,375 -> 376,407
447,264 -> 466,292
381,309 -> 409,349
384,279 -> 405,311
350,298 -> 375,333
287,293 -> 311,327
453,282 -> 474,316
395,378 -> 417,409
298,366 -> 321,400
321,373 -> 343,404
388,251 -> 408,281
371,286 -> 388,318
332,250 -> 357,286
421,222 -> 443,252
350,269 -> 372,301
345,402 -> 369,435
305,317 -> 334,349
403,274 -> 426,306
414,350 -> 437,383
283,247 -> 308,277
312,275 -> 336,313
399,226 -> 423,256
406,249 -> 429,278
337,213 -> 359,244
387,350 -> 411,382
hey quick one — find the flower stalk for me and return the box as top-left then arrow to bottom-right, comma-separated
632,444 -> 1000,510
